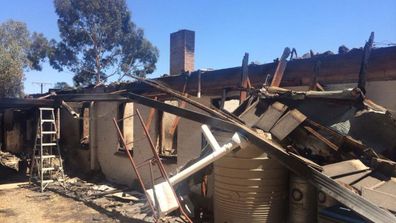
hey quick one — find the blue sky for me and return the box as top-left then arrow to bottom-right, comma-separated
0,0 -> 395,94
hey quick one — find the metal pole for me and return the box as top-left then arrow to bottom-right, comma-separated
135,109 -> 193,223
112,117 -> 157,220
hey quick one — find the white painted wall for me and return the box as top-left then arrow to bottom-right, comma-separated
94,102 -> 179,187
94,102 -> 135,186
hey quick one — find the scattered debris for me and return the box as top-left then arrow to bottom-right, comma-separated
0,151 -> 20,171
45,177 -> 183,222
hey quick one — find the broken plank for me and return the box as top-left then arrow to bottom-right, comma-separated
238,99 -> 260,127
0,181 -> 29,190
270,47 -> 291,87
270,109 -> 307,140
303,126 -> 339,151
362,187 -> 396,212
239,53 -> 249,102
288,152 -> 323,171
254,101 -> 288,131
323,160 -> 370,178
358,32 -> 375,94
309,60 -> 321,90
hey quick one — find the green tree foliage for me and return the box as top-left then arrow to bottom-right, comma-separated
54,81 -> 73,90
50,0 -> 159,87
0,20 -> 49,98
0,47 -> 24,98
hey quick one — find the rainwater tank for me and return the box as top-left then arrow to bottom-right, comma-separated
214,143 -> 288,223
288,174 -> 317,223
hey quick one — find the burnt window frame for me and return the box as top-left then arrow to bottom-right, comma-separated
116,102 -> 134,156
157,100 -> 178,162
79,102 -> 90,150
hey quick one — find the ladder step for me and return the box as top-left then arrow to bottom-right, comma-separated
42,131 -> 57,134
39,180 -> 54,184
43,155 -> 56,159
42,167 -> 55,171
41,119 -> 56,123
42,143 -> 57,146
39,108 -> 54,111
34,155 -> 56,159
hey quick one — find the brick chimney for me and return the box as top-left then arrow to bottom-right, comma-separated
170,29 -> 195,75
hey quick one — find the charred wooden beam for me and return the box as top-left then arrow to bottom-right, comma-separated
239,53 -> 249,102
0,98 -> 57,109
358,32 -> 375,94
48,46 -> 396,98
309,60 -> 322,90
111,46 -> 396,96
271,47 -> 291,87
55,94 -> 129,102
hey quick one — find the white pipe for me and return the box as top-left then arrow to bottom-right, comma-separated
146,125 -> 249,215
169,125 -> 248,186
200,125 -> 221,151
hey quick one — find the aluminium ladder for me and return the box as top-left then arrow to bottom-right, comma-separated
30,107 -> 65,192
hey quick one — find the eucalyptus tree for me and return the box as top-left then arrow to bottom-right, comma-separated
50,0 -> 159,87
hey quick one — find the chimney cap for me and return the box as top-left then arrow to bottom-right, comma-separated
171,29 -> 195,35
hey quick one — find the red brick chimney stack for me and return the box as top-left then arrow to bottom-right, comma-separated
170,29 -> 195,75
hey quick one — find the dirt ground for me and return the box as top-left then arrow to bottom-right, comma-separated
0,187 -> 119,223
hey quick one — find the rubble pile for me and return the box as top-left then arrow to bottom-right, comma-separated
234,86 -> 396,219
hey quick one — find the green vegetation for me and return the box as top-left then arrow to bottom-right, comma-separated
0,20 -> 49,97
50,0 -> 159,87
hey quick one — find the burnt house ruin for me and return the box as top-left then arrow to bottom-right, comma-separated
1,30 -> 396,222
